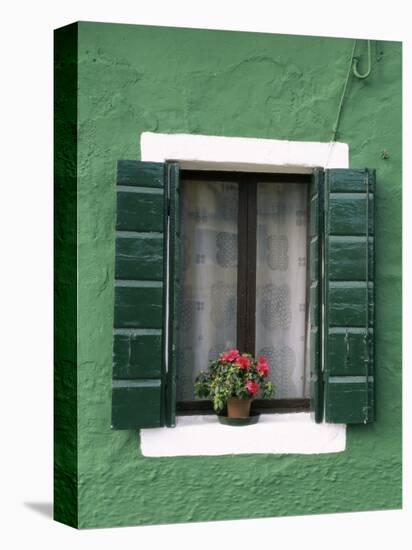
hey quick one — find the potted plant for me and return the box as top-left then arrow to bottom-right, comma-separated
194,348 -> 274,423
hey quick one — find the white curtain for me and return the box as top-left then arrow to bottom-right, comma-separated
255,182 -> 309,398
177,178 -> 309,402
177,179 -> 238,401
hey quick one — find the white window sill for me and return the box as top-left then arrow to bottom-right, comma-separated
140,413 -> 346,457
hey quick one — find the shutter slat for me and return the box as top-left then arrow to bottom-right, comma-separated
324,169 -> 375,424
325,380 -> 374,424
115,234 -> 164,280
329,237 -> 374,280
327,329 -> 374,376
327,169 -> 375,192
113,332 -> 162,379
329,194 -> 374,235
114,284 -> 163,329
117,160 -> 164,187
328,282 -> 373,327
116,190 -> 164,232
112,380 -> 162,429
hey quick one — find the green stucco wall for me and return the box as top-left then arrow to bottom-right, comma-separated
63,21 -> 401,528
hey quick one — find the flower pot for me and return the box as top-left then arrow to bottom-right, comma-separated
226,397 -> 252,418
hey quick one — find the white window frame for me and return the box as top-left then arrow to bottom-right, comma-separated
140,132 -> 347,457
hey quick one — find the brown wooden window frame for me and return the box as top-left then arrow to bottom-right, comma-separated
177,170 -> 311,415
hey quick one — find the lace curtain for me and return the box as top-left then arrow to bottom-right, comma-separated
176,179 -> 238,401
176,178 -> 309,401
255,182 -> 309,398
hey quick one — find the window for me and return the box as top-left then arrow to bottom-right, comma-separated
176,170 -> 311,416
111,160 -> 375,431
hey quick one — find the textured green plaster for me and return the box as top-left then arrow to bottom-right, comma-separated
54,23 -> 78,528
62,22 -> 402,528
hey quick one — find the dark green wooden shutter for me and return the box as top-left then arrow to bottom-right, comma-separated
323,169 -> 375,423
308,169 -> 324,423
112,160 -> 179,429
165,162 -> 180,427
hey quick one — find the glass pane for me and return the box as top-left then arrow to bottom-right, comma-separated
177,179 -> 238,401
255,181 -> 309,398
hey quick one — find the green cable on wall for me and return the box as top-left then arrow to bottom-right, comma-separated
330,39 -> 372,144
353,40 -> 372,79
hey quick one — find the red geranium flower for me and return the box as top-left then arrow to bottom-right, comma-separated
245,380 -> 260,395
256,356 -> 269,377
220,348 -> 240,362
236,355 -> 251,369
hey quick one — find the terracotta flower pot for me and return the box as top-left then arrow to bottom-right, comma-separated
226,397 -> 252,418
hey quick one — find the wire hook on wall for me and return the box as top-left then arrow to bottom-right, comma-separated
352,40 -> 372,79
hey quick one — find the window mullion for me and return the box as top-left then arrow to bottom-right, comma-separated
245,178 -> 257,355
236,178 -> 248,353
236,175 -> 257,355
